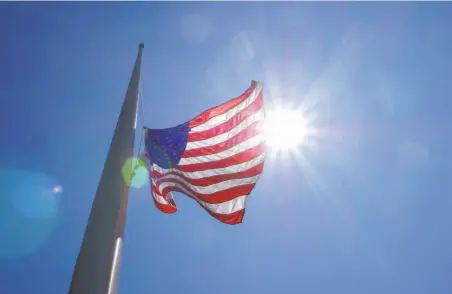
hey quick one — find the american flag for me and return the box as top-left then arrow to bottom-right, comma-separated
139,81 -> 265,225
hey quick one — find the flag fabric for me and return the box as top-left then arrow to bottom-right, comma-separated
139,81 -> 265,225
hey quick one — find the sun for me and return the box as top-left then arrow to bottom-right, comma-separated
264,106 -> 308,151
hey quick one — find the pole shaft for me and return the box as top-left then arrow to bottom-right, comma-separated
69,43 -> 144,294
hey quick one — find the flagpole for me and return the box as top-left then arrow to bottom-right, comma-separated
69,43 -> 144,294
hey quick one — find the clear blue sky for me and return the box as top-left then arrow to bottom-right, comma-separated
1,2 -> 452,294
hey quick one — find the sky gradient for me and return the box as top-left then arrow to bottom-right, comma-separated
1,2 -> 452,294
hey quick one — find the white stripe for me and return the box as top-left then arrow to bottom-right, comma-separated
157,174 -> 261,195
191,82 -> 263,133
150,178 -> 178,210
179,133 -> 265,166
201,195 -> 246,215
186,109 -> 265,151
152,190 -> 171,205
152,183 -> 247,214
152,152 -> 266,179
155,164 -> 261,189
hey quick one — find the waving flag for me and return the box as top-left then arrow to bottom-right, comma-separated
140,81 -> 265,225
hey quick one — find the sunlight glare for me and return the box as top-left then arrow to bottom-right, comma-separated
53,185 -> 62,194
264,107 -> 308,151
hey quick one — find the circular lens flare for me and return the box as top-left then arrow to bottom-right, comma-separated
122,157 -> 149,189
53,185 -> 62,194
264,107 -> 308,151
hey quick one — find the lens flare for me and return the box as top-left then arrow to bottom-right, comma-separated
122,157 -> 149,189
53,185 -> 62,194
0,167 -> 59,260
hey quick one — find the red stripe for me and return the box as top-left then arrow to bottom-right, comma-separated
160,181 -> 257,204
188,81 -> 258,129
155,189 -> 246,225
180,194 -> 246,225
187,92 -> 263,142
151,184 -> 165,197
182,121 -> 263,158
153,199 -> 177,214
176,144 -> 266,172
154,162 -> 265,187
150,180 -> 177,213
207,209 -> 245,225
